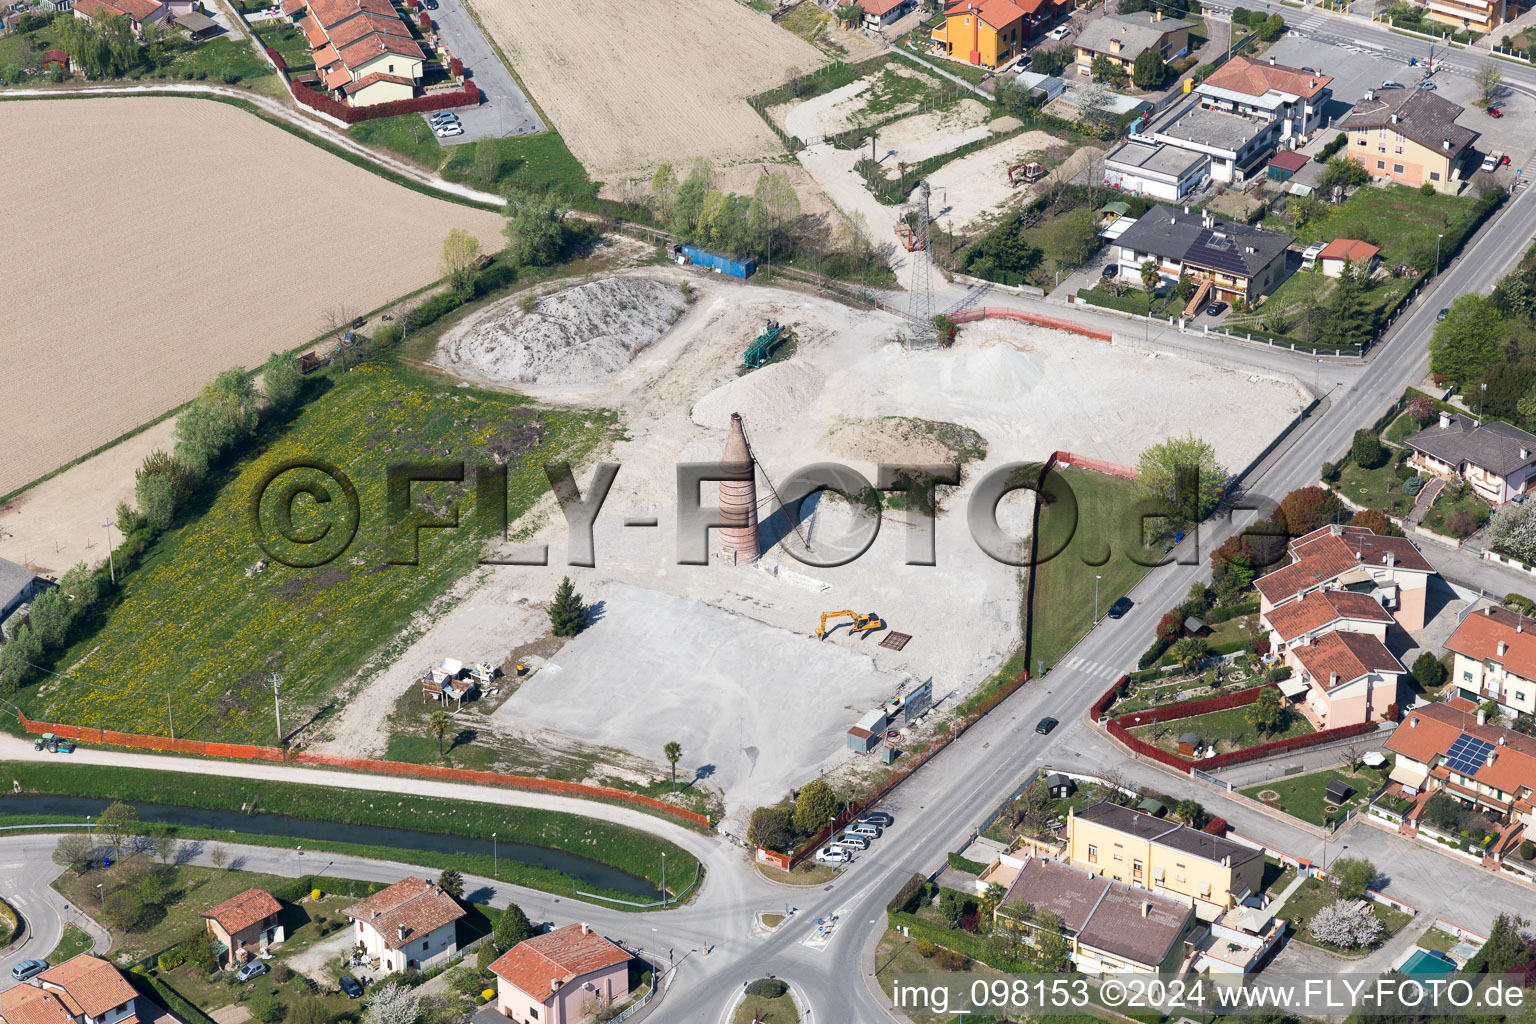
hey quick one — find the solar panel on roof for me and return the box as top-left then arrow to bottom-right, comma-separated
1442,733 -> 1495,777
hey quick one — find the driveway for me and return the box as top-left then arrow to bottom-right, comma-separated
425,0 -> 544,145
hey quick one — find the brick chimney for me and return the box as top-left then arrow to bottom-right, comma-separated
397,923 -> 406,942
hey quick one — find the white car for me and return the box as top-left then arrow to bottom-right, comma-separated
837,833 -> 869,850
1048,24 -> 1070,39
814,845 -> 850,863
434,124 -> 464,138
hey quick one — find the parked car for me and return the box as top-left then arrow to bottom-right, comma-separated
1416,79 -> 1437,89
814,845 -> 850,863
1380,80 -> 1405,89
1101,264 -> 1118,278
1300,65 -> 1316,73
428,110 -> 458,124
1107,596 -> 1133,619
11,960 -> 48,982
422,0 -> 436,7
846,822 -> 881,838
236,962 -> 269,983
1048,23 -> 1070,39
836,833 -> 869,850
339,977 -> 364,999
1035,716 -> 1059,735
1013,56 -> 1031,73
1437,307 -> 1450,321
434,124 -> 465,138
1204,301 -> 1228,317
860,811 -> 894,828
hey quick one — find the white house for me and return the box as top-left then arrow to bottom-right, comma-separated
1103,140 -> 1210,201
0,956 -> 138,1024
856,0 -> 916,28
342,877 -> 466,975
1195,56 -> 1334,144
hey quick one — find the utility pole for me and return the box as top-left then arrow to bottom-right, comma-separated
660,851 -> 667,908
268,673 -> 283,746
102,518 -> 115,585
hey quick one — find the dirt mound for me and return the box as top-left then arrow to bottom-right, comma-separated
441,277 -> 688,386
690,360 -> 826,430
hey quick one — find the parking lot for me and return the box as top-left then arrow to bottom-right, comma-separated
423,0 -> 543,145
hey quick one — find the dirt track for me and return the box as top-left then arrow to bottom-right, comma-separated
0,97 -> 504,497
472,0 -> 824,181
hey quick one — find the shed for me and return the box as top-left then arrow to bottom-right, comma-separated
1045,772 -> 1075,798
1176,733 -> 1203,757
1266,150 -> 1308,182
847,708 -> 887,752
1137,796 -> 1167,816
1324,779 -> 1354,804
1183,616 -> 1208,635
1097,201 -> 1131,227
0,557 -> 48,627
42,48 -> 69,69
174,11 -> 218,38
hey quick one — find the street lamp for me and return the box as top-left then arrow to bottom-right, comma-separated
660,852 -> 667,909
492,832 -> 498,879
101,518 -> 115,585
1436,232 -> 1443,274
96,883 -> 103,905
1480,382 -> 1487,421
1095,575 -> 1103,623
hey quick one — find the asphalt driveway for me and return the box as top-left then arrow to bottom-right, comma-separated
423,0 -> 544,146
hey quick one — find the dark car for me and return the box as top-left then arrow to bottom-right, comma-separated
1035,717 -> 1058,735
1300,65 -> 1316,73
1437,308 -> 1449,322
1107,596 -> 1133,619
339,977 -> 364,999
860,811 -> 894,827
11,960 -> 48,982
1101,264 -> 1118,278
1205,301 -> 1228,317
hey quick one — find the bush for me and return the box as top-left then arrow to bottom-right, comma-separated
157,948 -> 187,971
745,979 -> 788,998
888,874 -> 929,915
1404,475 -> 1426,495
1449,509 -> 1480,538
1268,665 -> 1293,682
1351,430 -> 1386,469
1521,840 -> 1534,861
1204,816 -> 1229,836
915,937 -> 937,957
1507,593 -> 1536,615
1320,460 -> 1337,483
934,948 -> 965,970
1412,651 -> 1447,689
1318,133 -> 1347,161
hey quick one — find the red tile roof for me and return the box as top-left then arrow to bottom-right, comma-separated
858,0 -> 908,14
1200,55 -> 1332,101
1387,701 -> 1536,797
490,925 -> 631,1001
42,49 -> 68,66
344,71 -> 414,94
342,878 -> 465,950
37,956 -> 136,1019
1446,605 -> 1536,682
338,32 -> 424,69
1291,629 -> 1403,688
1263,589 -> 1394,642
306,0 -> 395,28
1319,238 -> 1380,263
202,888 -> 283,935
945,0 -> 1029,30
325,10 -> 412,49
0,987 -> 76,1024
1268,150 -> 1308,173
1255,526 -> 1433,604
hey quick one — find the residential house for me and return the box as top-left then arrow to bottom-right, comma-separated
1113,204 -> 1294,305
1262,588 -> 1397,659
1196,56 -> 1333,143
1288,629 -> 1407,726
0,956 -> 138,1024
931,0 -> 1036,68
202,888 -> 285,967
1339,88 -> 1478,193
71,0 -> 168,36
1318,238 -> 1381,278
1254,524 -> 1437,631
1405,412 -> 1536,505
995,857 -> 1204,974
282,0 -> 425,106
0,557 -> 48,633
856,0 -> 916,28
342,877 -> 465,975
1422,0 -> 1508,34
1190,902 -> 1286,976
1102,140 -> 1210,201
1385,700 -> 1536,832
1150,104 -> 1275,185
1064,801 -> 1264,918
489,923 -> 632,1024
1446,604 -> 1536,718
1074,10 -> 1193,77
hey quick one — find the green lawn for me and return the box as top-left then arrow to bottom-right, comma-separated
1421,483 -> 1489,538
1334,458 -> 1416,517
1416,926 -> 1460,953
734,990 -> 800,1024
1260,265 -> 1412,349
1130,702 -> 1313,755
778,3 -> 830,45
252,23 -> 314,70
1262,857 -> 1297,896
1266,184 -> 1481,271
1076,284 -> 1168,317
1029,468 -> 1153,674
162,37 -> 272,84
1280,877 -> 1412,955
36,362 -> 615,743
347,119 -> 596,198
9,761 -> 699,904
1241,765 -> 1387,827
348,113 -> 446,169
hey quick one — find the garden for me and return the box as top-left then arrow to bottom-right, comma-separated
1277,876 -> 1412,956
734,978 -> 799,1024
1240,760 -> 1390,828
1127,699 -> 1314,756
0,11 -> 273,89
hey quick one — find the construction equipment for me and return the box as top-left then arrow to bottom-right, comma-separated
1008,161 -> 1046,186
742,320 -> 787,368
817,610 -> 886,640
893,224 -> 923,251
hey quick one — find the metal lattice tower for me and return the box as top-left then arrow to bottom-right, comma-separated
907,180 -> 934,330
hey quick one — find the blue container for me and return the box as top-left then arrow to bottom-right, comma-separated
680,244 -> 755,279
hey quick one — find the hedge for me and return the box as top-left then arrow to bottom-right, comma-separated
270,874 -> 376,903
1207,599 -> 1260,624
1111,683 -> 1272,727
1201,719 -> 1375,769
888,873 -> 930,915
887,911 -> 1034,973
947,851 -> 990,875
1138,636 -> 1171,670
1091,675 -> 1129,719
265,45 -> 481,124
1107,720 -> 1192,773
130,973 -> 218,1024
1318,132 -> 1346,161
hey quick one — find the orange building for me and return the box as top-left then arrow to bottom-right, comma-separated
931,0 -> 1049,68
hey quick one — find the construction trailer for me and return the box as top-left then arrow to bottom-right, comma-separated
674,244 -> 756,279
847,708 -> 889,752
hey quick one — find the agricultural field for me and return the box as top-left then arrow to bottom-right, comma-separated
35,362 -> 616,743
0,97 -> 504,498
472,0 -> 825,182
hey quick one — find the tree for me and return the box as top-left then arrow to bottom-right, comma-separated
1032,45 -> 1070,76
1174,799 -> 1207,828
138,870 -> 167,909
1030,909 -> 1071,971
792,779 -> 837,837
650,163 -> 678,217
1320,155 -> 1369,195
1309,901 -> 1383,948
492,902 -> 533,952
135,472 -> 176,533
747,806 -> 793,851
1482,912 -> 1532,972
502,188 -> 568,268
437,868 -> 464,898
753,170 -> 801,261
1321,260 -> 1373,351
1430,293 -> 1505,387
474,139 -> 502,185
428,708 -> 451,758
1488,501 -> 1536,564
151,830 -> 177,865
261,351 -> 302,410
1349,431 -> 1386,472
210,845 -> 228,869
979,882 -> 1006,923
1348,508 -> 1402,537
1421,791 -> 1462,830
1412,651 -> 1447,689
1076,80 -> 1116,132
174,367 -> 260,475
1247,687 -> 1286,738
52,833 -> 95,874
663,741 -> 682,788
1039,207 -> 1099,271
1255,13 -> 1286,41
440,227 -> 482,297
103,889 -> 145,931
363,982 -> 422,1024
1475,63 -> 1504,106
1278,485 -> 1346,535
1136,433 -> 1227,526
26,588 -> 72,650
1406,396 -> 1435,425
1089,53 -> 1124,83
1331,856 -> 1378,900
1140,259 -> 1160,296
548,576 -> 587,637
1132,49 -> 1166,90
96,801 -> 141,858
1171,636 -> 1209,670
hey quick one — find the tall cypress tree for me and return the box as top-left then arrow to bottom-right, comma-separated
548,576 -> 587,637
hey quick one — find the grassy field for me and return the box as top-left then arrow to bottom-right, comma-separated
1335,459 -> 1416,517
1416,926 -> 1460,953
734,989 -> 800,1024
1241,765 -> 1385,827
1,761 -> 698,906
1030,468 -> 1153,673
347,119 -> 596,198
1266,185 -> 1480,269
36,362 -> 615,743
252,23 -> 314,70
1262,265 -> 1412,343
1421,483 -> 1489,538
44,923 -> 93,964
1280,877 -> 1412,956
1130,703 -> 1314,755
1262,857 -> 1297,896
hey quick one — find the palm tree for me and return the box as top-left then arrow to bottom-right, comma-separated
663,741 -> 682,789
1140,259 -> 1161,297
1171,636 -> 1209,672
428,708 -> 452,757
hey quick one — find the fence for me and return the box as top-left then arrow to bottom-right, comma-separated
1051,450 -> 1137,479
15,712 -> 712,828
949,306 -> 1113,342
1112,683 -> 1273,727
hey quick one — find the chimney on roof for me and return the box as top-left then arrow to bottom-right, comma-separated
372,910 -> 381,920
1390,113 -> 1398,124
1487,606 -> 1495,616
1410,715 -> 1418,728
551,980 -> 560,994
1268,54 -> 1276,65
1311,78 -> 1317,88
1356,551 -> 1362,560
1500,735 -> 1507,745
1523,448 -> 1532,460
396,923 -> 406,942
1498,640 -> 1508,657
1154,7 -> 1162,18
1330,672 -> 1339,689
1487,751 -> 1497,767
580,923 -> 590,936
1440,411 -> 1451,429
1141,901 -> 1152,917
1477,707 -> 1488,726
1443,138 -> 1451,151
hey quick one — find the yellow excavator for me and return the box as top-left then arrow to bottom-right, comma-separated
816,609 -> 886,640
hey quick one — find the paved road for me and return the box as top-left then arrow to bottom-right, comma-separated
0,831 -> 110,985
427,0 -> 543,146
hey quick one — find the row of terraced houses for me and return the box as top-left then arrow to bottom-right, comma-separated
280,0 -> 425,106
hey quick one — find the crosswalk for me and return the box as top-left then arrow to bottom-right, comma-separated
1060,655 -> 1124,681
